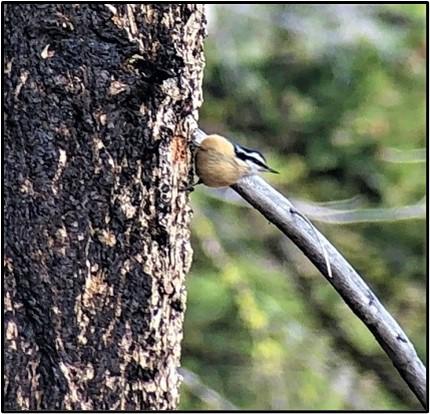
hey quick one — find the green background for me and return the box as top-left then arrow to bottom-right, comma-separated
180,4 -> 426,410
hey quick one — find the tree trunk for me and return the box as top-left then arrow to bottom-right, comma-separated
4,4 -> 205,410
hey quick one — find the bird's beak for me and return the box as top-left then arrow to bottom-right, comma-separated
266,166 -> 279,174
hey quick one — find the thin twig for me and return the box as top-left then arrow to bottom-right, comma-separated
193,128 -> 427,408
179,368 -> 239,410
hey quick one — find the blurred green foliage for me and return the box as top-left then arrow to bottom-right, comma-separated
180,4 -> 426,410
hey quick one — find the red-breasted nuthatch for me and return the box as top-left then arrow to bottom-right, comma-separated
194,134 -> 278,188
191,131 -> 332,278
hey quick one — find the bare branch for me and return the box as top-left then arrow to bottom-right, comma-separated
193,128 -> 427,408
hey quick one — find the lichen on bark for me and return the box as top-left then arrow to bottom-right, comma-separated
4,4 -> 206,410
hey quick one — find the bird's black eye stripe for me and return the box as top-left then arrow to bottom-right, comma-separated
248,156 -> 270,169
234,144 -> 266,160
234,144 -> 269,169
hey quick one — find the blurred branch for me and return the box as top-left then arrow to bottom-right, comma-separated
293,198 -> 426,223
201,188 -> 425,223
179,368 -> 238,410
299,194 -> 366,209
194,128 -> 427,408
379,147 -> 426,163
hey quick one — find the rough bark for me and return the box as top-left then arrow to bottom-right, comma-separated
4,4 -> 205,410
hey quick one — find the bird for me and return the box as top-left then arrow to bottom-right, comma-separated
194,134 -> 278,188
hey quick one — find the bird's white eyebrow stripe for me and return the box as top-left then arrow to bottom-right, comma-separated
234,145 -> 268,168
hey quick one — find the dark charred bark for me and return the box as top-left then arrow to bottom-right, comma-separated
4,4 -> 205,410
